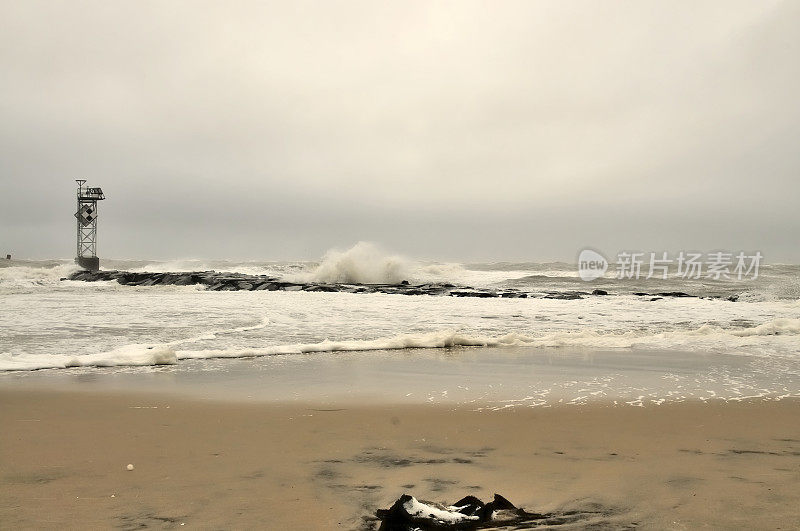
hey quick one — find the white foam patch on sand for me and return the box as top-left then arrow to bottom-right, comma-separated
402,496 -> 479,524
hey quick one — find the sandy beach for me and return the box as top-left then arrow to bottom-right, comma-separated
2,388 -> 798,529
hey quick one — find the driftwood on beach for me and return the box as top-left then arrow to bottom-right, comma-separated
65,269 -> 731,301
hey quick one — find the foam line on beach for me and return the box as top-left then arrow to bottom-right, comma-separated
174,330 -> 536,360
0,330 -> 536,371
2,318 -> 798,372
0,344 -> 178,371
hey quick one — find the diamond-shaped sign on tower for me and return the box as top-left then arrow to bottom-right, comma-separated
75,204 -> 97,227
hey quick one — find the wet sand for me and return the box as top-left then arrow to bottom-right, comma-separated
1,389 -> 798,529
3,346 -> 797,407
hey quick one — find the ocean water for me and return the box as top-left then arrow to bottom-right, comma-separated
1,246 -> 798,376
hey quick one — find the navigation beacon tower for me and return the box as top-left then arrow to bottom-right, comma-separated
74,179 -> 105,271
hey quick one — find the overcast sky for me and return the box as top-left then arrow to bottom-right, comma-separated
1,1 -> 798,262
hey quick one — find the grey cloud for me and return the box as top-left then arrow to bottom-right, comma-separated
1,0 -> 798,261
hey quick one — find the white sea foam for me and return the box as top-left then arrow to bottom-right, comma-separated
163,317 -> 271,346
118,244 -> 479,285
729,317 -> 800,336
175,330 -> 533,361
127,259 -> 289,278
0,330 -> 529,371
1,256 -> 798,374
4,315 -> 798,372
296,242 -> 531,286
0,262 -> 79,293
0,344 -> 176,371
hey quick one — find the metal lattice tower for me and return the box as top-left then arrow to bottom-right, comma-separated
74,180 -> 105,270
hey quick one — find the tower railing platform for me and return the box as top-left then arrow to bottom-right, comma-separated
78,187 -> 105,200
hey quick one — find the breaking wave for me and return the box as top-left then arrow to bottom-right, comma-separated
302,242 -> 504,285
0,261 -> 79,292
2,318 -> 798,371
0,330 -> 526,371
0,344 -> 178,371
307,242 -> 411,284
175,330 -> 531,360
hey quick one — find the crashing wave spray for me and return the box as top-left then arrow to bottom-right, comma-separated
310,242 -> 411,284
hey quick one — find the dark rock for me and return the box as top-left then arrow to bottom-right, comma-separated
450,495 -> 484,516
657,291 -> 693,298
376,287 -> 401,295
166,273 -> 189,285
450,291 -> 497,298
591,289 -> 608,295
416,284 -> 452,296
544,292 -> 584,300
489,493 -> 516,511
68,270 -> 91,281
302,285 -> 339,292
402,289 -> 426,296
499,292 -> 524,298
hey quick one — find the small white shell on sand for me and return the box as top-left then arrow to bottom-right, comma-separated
126,464 -> 134,471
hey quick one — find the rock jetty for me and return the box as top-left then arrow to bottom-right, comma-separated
66,269 -> 535,298
65,270 -> 734,301
64,269 -> 561,298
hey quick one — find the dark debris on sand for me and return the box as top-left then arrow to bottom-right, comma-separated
367,493 -> 634,530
